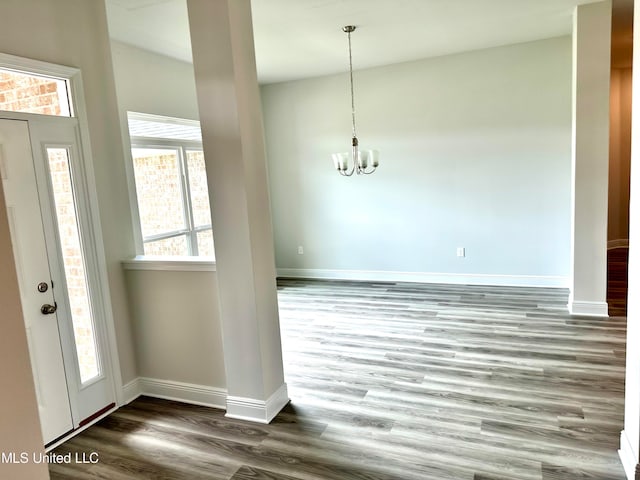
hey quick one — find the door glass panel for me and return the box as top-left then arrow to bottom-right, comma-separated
47,148 -> 100,384
132,148 -> 186,238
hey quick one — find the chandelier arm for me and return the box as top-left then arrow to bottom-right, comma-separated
342,163 -> 356,176
363,158 -> 377,174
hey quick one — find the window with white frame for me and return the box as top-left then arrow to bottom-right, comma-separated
127,112 -> 215,258
0,68 -> 72,116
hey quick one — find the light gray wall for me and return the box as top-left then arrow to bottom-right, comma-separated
125,270 -> 225,387
110,41 -> 199,120
110,42 -> 226,390
262,36 -> 573,286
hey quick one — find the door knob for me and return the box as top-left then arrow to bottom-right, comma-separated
41,303 -> 57,315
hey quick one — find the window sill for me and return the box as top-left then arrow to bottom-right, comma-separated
122,255 -> 216,272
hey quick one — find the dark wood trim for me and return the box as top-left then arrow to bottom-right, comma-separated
44,429 -> 74,450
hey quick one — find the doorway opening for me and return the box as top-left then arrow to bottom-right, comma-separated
0,55 -> 121,447
607,4 -> 633,317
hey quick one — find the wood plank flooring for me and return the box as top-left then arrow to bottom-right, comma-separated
608,247 -> 629,317
50,279 -> 627,480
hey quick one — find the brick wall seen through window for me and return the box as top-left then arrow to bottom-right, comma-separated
0,70 -> 70,116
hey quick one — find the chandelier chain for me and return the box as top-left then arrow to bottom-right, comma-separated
347,29 -> 357,140
332,25 -> 379,176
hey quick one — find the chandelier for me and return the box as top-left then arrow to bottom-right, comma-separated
332,25 -> 379,176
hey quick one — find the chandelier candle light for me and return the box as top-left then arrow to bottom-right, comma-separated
332,25 -> 380,176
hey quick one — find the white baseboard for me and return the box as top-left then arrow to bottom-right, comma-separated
134,377 -> 227,409
226,383 -> 289,424
619,429 -> 640,479
277,268 -> 569,288
122,378 -> 142,405
568,300 -> 609,317
122,378 -> 289,423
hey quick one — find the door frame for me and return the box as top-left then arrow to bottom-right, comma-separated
0,53 -> 124,413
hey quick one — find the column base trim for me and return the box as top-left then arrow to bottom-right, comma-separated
226,383 -> 289,424
122,377 -> 291,424
568,300 -> 609,317
619,429 -> 640,479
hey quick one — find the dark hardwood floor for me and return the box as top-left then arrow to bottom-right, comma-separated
51,280 -> 627,480
608,246 -> 629,317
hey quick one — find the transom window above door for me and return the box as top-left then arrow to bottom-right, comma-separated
127,112 -> 214,258
0,68 -> 72,117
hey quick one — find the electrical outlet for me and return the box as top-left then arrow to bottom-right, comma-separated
298,246 -> 304,255
457,247 -> 465,258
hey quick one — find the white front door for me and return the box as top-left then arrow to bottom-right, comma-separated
0,117 -> 115,445
0,119 -> 73,443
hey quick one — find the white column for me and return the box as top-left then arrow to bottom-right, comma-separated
186,0 -> 288,423
619,1 -> 640,476
569,1 -> 612,316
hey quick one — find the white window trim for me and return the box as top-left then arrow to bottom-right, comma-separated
0,60 -> 74,118
128,111 -> 202,134
129,137 -> 203,149
122,256 -> 215,272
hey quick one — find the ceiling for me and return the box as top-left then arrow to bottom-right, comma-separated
105,0 -> 634,84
